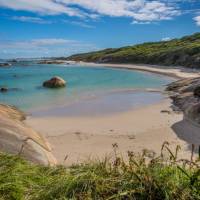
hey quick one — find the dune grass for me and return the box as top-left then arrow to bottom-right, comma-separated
0,142 -> 199,200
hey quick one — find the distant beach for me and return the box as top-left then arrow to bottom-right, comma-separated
78,62 -> 200,79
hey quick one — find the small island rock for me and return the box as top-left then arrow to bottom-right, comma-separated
0,87 -> 8,92
0,63 -> 11,67
43,76 -> 66,88
38,60 -> 66,64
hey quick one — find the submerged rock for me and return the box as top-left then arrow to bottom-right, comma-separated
0,87 -> 8,92
0,104 -> 57,165
0,87 -> 21,93
43,76 -> 66,88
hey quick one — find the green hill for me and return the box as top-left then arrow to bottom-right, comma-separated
67,33 -> 200,68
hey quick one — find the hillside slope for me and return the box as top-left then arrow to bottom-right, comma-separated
67,33 -> 200,68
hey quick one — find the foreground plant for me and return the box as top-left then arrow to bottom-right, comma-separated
0,143 -> 199,200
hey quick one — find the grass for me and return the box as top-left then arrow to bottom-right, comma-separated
0,142 -> 199,200
66,33 -> 200,68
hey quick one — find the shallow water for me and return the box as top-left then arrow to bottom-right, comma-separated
0,63 -> 173,115
31,91 -> 164,117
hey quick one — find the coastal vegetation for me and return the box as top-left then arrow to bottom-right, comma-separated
0,143 -> 199,200
67,33 -> 200,68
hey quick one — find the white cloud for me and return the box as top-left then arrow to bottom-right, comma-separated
0,38 -> 81,49
0,0 -> 84,17
0,0 -> 181,23
0,38 -> 97,58
131,1 -> 180,21
63,20 -> 95,28
132,21 -> 151,25
12,16 -> 51,24
194,16 -> 200,26
161,37 -> 171,41
57,0 -> 181,22
30,38 -> 77,46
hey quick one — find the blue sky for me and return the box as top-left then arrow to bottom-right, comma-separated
0,0 -> 200,58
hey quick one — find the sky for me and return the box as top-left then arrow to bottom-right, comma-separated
0,0 -> 200,59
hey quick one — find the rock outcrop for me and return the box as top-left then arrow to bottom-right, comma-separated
0,63 -> 11,67
0,104 -> 57,165
0,87 -> 21,93
43,76 -> 66,88
38,60 -> 66,64
0,87 -> 8,92
166,77 -> 200,125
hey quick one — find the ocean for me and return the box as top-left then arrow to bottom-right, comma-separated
0,62 -> 173,116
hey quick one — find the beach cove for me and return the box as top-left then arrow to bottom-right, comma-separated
20,62 -> 200,165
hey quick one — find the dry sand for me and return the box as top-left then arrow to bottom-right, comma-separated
79,62 -> 200,79
27,99 -> 200,165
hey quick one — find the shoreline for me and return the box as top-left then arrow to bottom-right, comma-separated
28,90 -> 165,118
24,63 -> 200,165
77,62 -> 200,79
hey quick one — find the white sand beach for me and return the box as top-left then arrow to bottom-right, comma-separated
79,62 -> 200,79
26,99 -> 199,165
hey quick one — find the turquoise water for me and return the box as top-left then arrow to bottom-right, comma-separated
0,63 -> 173,113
